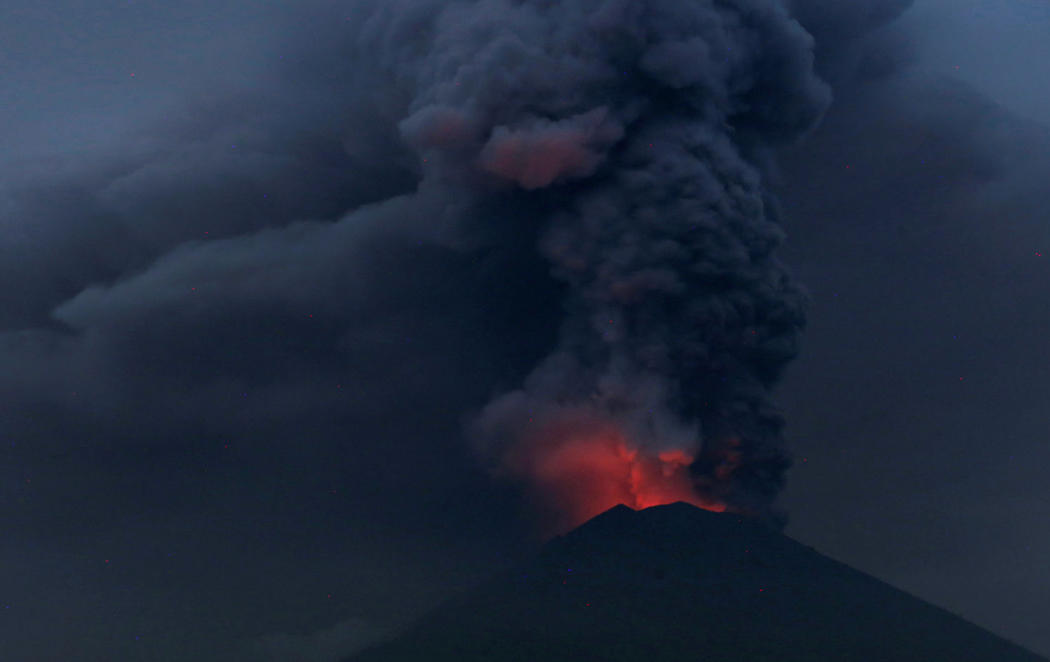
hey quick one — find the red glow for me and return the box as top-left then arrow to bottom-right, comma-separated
501,420 -> 725,536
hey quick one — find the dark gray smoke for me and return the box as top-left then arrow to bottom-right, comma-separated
1,0 -> 831,537
347,0 -> 832,518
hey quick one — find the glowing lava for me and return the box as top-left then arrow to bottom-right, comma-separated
499,420 -> 725,536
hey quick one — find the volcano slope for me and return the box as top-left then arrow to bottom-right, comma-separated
347,502 -> 1045,662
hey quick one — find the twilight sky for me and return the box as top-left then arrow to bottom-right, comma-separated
1,1 -> 1048,661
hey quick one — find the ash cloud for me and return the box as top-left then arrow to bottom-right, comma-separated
383,0 -> 834,519
18,0 -> 831,523
14,0 -> 1049,659
3,0 -> 834,531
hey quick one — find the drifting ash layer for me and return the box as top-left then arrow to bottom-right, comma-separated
347,502 -> 1046,662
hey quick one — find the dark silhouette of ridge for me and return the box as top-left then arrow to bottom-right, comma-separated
346,502 -> 1046,661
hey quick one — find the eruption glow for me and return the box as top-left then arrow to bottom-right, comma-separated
499,418 -> 726,536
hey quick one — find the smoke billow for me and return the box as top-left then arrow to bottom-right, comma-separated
2,0 -> 831,538
355,0 -> 832,527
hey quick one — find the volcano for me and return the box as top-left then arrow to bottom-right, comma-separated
346,502 -> 1045,662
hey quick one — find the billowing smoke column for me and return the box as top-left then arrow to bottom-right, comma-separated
362,0 -> 831,531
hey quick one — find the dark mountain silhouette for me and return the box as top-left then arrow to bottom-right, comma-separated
346,502 -> 1046,661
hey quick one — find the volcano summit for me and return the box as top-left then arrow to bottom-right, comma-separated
347,502 -> 1045,662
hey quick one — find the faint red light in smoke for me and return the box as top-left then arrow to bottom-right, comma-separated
502,421 -> 725,536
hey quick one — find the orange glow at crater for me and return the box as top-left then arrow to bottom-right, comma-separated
500,421 -> 725,536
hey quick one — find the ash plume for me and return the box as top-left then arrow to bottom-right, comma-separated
3,0 -> 831,538
358,0 -> 832,521
7,0 -> 1050,659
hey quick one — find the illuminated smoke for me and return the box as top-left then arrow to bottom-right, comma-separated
481,395 -> 726,536
359,0 -> 831,528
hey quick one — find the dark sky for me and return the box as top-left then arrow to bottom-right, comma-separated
1,1 -> 1047,661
